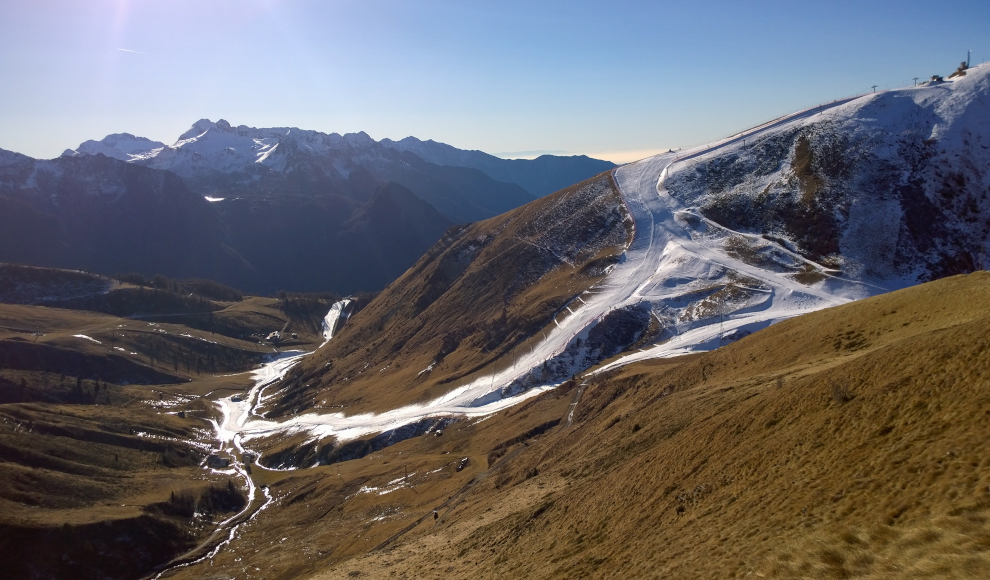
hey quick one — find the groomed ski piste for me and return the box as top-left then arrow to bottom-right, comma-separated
215,66 -> 988,464
320,298 -> 352,344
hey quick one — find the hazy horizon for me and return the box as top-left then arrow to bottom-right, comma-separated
1,0 -> 987,164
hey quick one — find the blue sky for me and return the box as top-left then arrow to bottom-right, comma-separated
1,0 -> 987,162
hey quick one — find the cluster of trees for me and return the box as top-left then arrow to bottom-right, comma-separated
275,289 -> 342,317
71,375 -> 112,404
115,272 -> 243,302
0,263 -> 108,304
129,333 -> 263,375
159,481 -> 246,518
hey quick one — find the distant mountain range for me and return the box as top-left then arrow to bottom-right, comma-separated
65,120 -> 614,223
0,123 -> 614,293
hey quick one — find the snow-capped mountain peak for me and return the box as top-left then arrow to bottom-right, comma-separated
74,120 -> 386,179
57,118 -> 611,222
177,118 -> 233,140
69,133 -> 166,162
655,62 -> 990,285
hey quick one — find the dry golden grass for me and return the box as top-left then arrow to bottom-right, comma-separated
0,295 -> 327,399
272,271 -> 990,580
0,295 -> 316,577
0,397 -> 214,525
162,379 -> 579,579
9,265 -> 988,579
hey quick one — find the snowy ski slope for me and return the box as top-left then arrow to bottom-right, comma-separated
218,66 -> 989,454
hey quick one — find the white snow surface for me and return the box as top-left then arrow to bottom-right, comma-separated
213,142 -> 877,452
215,340 -> 558,454
68,118 -> 383,178
320,299 -> 352,344
71,133 -> 166,162
215,65 -> 990,460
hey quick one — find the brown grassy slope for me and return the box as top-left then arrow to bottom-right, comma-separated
0,260 -> 332,346
0,395 -> 212,525
0,392 -> 251,580
0,295 -> 331,394
0,370 -> 247,580
0,299 -> 281,535
163,377 -> 580,580
0,299 -> 282,579
306,271 -> 990,579
267,172 -> 632,417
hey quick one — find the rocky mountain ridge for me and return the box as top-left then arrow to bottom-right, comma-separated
2,122 -> 613,292
64,120 -> 614,223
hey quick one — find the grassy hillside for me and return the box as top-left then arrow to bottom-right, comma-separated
266,171 -> 632,421
0,268 -> 339,578
157,271 -> 989,580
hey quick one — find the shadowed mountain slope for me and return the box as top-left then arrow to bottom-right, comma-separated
380,135 -> 617,197
213,181 -> 454,294
68,120 -> 616,223
0,152 -> 249,282
0,152 -> 454,294
67,121 -> 614,224
265,171 -> 632,421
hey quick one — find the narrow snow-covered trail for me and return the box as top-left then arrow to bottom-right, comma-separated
215,95 -> 885,451
211,156 -> 697,447
594,137 -> 877,372
320,299 -> 352,343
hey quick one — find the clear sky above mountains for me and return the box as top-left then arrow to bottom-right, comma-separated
1,0 -> 987,163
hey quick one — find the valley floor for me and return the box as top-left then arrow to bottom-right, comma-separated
159,272 -> 990,580
0,287 -> 335,579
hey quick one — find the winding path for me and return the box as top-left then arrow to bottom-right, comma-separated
213,94 -> 884,451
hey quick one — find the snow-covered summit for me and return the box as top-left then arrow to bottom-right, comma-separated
67,133 -> 166,162
54,120 -> 538,221
657,61 -> 990,285
177,118 -> 233,140
189,122 -> 371,170
63,119 -> 388,183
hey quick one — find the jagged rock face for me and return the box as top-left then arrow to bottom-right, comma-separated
666,68 -> 990,282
